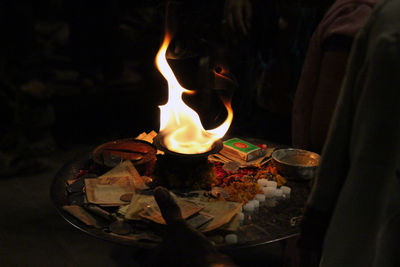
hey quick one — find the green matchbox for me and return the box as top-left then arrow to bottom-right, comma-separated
220,138 -> 265,162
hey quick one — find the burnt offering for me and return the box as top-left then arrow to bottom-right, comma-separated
155,32 -> 233,155
150,31 -> 233,189
152,135 -> 223,190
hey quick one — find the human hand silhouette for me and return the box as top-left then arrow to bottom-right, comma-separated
222,0 -> 252,42
147,187 -> 236,267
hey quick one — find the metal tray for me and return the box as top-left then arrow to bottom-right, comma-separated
50,142 -> 308,252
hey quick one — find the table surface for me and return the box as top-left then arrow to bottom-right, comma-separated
50,138 -> 309,251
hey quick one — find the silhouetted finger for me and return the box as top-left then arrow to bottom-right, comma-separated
227,12 -> 237,38
233,6 -> 247,37
154,186 -> 183,224
244,1 -> 252,29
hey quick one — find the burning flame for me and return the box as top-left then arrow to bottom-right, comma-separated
155,33 -> 233,154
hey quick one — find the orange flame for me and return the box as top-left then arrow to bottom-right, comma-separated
155,33 -> 233,154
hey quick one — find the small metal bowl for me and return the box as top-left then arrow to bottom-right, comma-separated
272,148 -> 321,180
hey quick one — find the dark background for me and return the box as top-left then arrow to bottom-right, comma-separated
0,0 -> 326,266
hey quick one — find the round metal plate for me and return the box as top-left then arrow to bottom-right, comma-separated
51,138 -> 307,251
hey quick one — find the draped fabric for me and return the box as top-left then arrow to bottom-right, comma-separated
301,0 -> 400,265
292,0 -> 376,152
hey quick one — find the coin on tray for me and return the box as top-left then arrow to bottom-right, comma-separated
109,220 -> 132,235
120,193 -> 133,202
68,192 -> 85,206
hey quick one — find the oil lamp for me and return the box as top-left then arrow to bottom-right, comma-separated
152,32 -> 233,189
